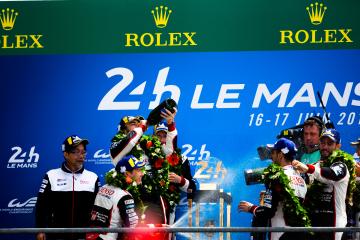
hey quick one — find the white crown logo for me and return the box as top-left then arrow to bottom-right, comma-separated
306,2 -> 327,25
151,6 -> 172,28
0,8 -> 18,31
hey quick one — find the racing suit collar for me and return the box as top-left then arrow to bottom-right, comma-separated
61,161 -> 85,174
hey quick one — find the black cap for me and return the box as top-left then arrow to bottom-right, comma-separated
62,135 -> 89,152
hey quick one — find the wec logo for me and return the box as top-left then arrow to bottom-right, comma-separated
86,149 -> 112,165
93,149 -> 110,159
0,197 -> 37,214
8,197 -> 37,208
7,146 -> 39,168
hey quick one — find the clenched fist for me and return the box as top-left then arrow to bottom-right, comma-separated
292,160 -> 309,173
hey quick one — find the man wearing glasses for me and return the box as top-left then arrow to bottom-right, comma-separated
35,135 -> 100,240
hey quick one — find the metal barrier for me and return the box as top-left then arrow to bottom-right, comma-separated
1,227 -> 360,234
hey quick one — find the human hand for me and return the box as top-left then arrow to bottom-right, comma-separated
292,160 -> 309,173
139,119 -> 148,131
355,162 -> 360,177
238,201 -> 253,212
160,107 -> 177,125
36,232 -> 46,240
168,172 -> 181,183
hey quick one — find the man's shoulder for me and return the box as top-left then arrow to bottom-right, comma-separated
46,167 -> 62,175
99,184 -> 130,199
82,169 -> 99,179
44,167 -> 66,182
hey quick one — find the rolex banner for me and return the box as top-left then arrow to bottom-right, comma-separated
0,0 -> 359,240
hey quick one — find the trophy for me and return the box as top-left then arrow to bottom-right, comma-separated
147,98 -> 177,125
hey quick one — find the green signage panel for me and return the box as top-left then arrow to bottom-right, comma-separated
0,0 -> 358,54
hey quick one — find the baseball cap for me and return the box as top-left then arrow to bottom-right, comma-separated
267,138 -> 297,158
118,115 -> 144,131
350,137 -> 360,146
62,135 -> 89,152
320,128 -> 341,144
154,120 -> 168,133
115,155 -> 145,173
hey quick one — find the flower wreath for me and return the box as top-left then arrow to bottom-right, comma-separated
263,163 -> 311,227
306,150 -> 356,209
105,168 -> 146,216
139,135 -> 183,213
111,131 -> 183,213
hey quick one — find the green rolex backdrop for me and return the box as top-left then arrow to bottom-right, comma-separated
0,0 -> 359,54
0,1 -> 359,240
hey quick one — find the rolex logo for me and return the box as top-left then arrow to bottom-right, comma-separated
0,8 -> 18,31
151,6 -> 172,28
306,2 -> 327,25
0,8 -> 44,49
124,5 -> 197,47
279,1 -> 352,45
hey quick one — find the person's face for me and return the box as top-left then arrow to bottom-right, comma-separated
356,145 -> 360,157
126,120 -> 139,132
303,124 -> 320,149
319,137 -> 339,160
270,149 -> 282,164
127,168 -> 144,185
156,131 -> 167,144
64,144 -> 87,165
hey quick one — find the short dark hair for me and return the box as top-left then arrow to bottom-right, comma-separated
283,153 -> 294,162
304,116 -> 324,135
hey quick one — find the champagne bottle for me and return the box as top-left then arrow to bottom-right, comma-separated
147,98 -> 177,125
